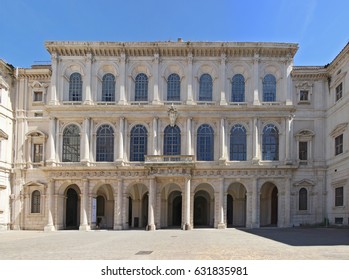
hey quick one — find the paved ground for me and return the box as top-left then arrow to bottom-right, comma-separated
0,227 -> 348,260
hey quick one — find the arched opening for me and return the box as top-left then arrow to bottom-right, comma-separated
94,184 -> 114,229
194,190 -> 211,227
260,182 -> 278,227
227,183 -> 247,227
167,191 -> 182,227
226,194 -> 233,227
65,186 -> 80,229
142,192 -> 149,228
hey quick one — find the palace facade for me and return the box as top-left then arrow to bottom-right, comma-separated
0,40 -> 348,231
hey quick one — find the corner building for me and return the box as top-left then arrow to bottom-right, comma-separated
7,41 -> 349,231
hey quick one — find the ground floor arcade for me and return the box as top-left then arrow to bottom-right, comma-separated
14,171 -> 302,231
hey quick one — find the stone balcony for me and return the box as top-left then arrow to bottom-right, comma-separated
144,155 -> 195,167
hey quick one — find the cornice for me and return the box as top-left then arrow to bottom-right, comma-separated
291,66 -> 328,79
45,41 -> 298,59
17,68 -> 51,80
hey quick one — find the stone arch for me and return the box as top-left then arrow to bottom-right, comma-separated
193,183 -> 215,227
227,182 -> 247,227
93,184 -> 114,229
160,183 -> 182,228
125,183 -> 149,228
63,184 -> 81,230
260,182 -> 278,226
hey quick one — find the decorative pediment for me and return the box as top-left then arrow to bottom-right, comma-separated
293,179 -> 315,187
24,181 -> 46,188
0,129 -> 9,140
30,81 -> 49,89
295,81 -> 313,89
25,130 -> 47,139
330,123 -> 348,137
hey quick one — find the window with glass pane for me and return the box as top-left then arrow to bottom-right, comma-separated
33,144 -> 43,162
230,124 -> 246,160
164,125 -> 181,155
335,187 -> 343,206
62,125 -> 80,162
102,73 -> 115,102
262,124 -> 279,160
299,141 -> 308,160
232,74 -> 245,102
335,134 -> 343,155
199,74 -> 213,101
135,73 -> 148,101
263,74 -> 276,102
300,90 -> 309,101
336,83 -> 342,102
31,190 -> 40,213
167,73 -> 180,101
299,188 -> 307,210
96,125 -> 114,162
197,124 -> 214,161
130,125 -> 147,161
69,73 -> 82,101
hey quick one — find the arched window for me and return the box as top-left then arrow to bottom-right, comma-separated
135,73 -> 148,101
69,72 -> 82,101
262,124 -> 279,160
199,74 -> 213,101
31,190 -> 40,213
102,73 -> 115,102
197,124 -> 214,161
62,124 -> 80,162
263,74 -> 276,102
232,74 -> 245,102
299,188 -> 308,211
96,125 -> 114,162
164,125 -> 181,155
230,124 -> 247,161
167,73 -> 180,101
130,125 -> 147,161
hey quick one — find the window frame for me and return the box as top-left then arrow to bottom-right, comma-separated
135,73 -> 148,102
167,73 -> 181,101
31,190 -> 41,214
69,72 -> 83,102
62,124 -> 81,162
196,124 -> 214,161
101,73 -> 116,102
96,124 -> 114,162
335,186 -> 344,207
262,74 -> 276,102
230,124 -> 247,161
198,74 -> 213,102
231,74 -> 245,102
262,124 -> 279,161
163,125 -> 181,156
130,124 -> 148,162
335,134 -> 343,156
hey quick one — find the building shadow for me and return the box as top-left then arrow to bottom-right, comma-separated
237,227 -> 349,246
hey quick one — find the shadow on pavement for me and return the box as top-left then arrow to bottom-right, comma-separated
237,227 -> 349,246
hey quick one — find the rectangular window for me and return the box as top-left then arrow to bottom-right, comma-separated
335,217 -> 343,224
299,141 -> 308,161
33,91 -> 43,102
335,83 -> 342,102
33,144 -> 43,163
300,90 -> 309,101
335,134 -> 343,155
335,187 -> 344,207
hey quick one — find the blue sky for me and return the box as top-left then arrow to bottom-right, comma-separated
1,0 -> 348,68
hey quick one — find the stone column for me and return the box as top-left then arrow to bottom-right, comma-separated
285,115 -> 293,164
245,190 -> 253,228
186,118 -> 192,155
219,118 -> 226,162
251,178 -> 259,228
219,53 -> 227,105
118,53 -> 127,104
285,58 -> 293,105
252,117 -> 260,163
147,178 -> 156,230
84,53 -> 93,105
81,118 -> 90,164
218,179 -> 226,229
186,53 -> 194,104
183,177 -> 192,230
117,117 -> 124,162
284,177 -> 291,227
152,53 -> 161,104
123,192 -> 129,229
114,180 -> 123,230
253,53 -> 260,105
49,52 -> 59,105
79,180 -> 90,231
152,117 -> 159,155
44,180 -> 56,231
47,117 -> 56,165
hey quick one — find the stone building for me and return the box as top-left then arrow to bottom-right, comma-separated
1,40 -> 349,231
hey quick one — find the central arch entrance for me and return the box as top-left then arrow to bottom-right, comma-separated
168,191 -> 182,227
126,183 -> 149,229
260,182 -> 278,227
227,183 -> 247,227
193,184 -> 214,228
65,186 -> 80,229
